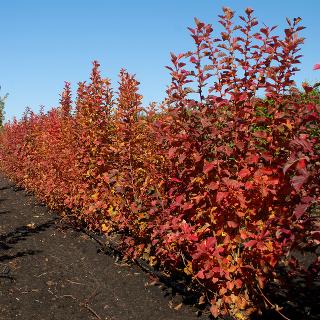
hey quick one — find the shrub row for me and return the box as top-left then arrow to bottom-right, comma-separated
1,7 -> 319,319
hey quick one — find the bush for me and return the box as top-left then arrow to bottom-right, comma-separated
0,7 -> 319,319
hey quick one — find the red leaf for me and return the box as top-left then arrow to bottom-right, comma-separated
292,171 -> 309,191
216,191 -> 228,203
238,92 -> 248,101
227,281 -> 234,290
296,158 -> 307,170
182,202 -> 194,210
189,234 -> 198,241
168,147 -> 177,158
178,153 -> 186,163
302,82 -> 313,93
193,152 -> 202,162
190,56 -> 198,64
234,279 -> 243,289
240,230 -> 248,240
257,241 -> 266,250
283,156 -> 308,174
222,177 -> 240,189
175,194 -> 184,205
227,220 -> 239,228
293,203 -> 309,219
244,240 -> 257,248
212,277 -> 219,283
102,173 -> 110,183
210,304 -> 219,318
196,270 -> 205,279
313,63 -> 320,70
130,203 -> 138,213
257,275 -> 266,288
244,181 -> 253,190
252,131 -> 268,139
238,168 -> 250,178
290,138 -> 312,152
246,154 -> 259,164
203,162 -> 215,175
207,181 -> 219,190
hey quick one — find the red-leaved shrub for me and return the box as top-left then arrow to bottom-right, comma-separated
0,7 -> 319,319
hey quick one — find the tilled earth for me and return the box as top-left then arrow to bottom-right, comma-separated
0,175 -> 211,320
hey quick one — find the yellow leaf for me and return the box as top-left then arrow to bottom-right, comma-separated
191,176 -> 204,185
91,193 -> 99,201
183,261 -> 193,275
199,295 -> 206,305
234,312 -> 248,320
149,255 -> 157,266
101,223 -> 108,232
174,303 -> 183,310
107,205 -> 117,217
265,241 -> 273,251
285,119 -> 293,130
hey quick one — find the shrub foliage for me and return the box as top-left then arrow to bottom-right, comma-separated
0,7 -> 319,319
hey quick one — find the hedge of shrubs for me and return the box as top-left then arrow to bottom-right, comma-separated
1,7 -> 319,319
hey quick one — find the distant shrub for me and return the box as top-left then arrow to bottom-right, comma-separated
0,87 -> 8,128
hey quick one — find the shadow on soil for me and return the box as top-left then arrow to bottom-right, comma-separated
0,218 -> 57,248
0,218 -> 57,281
0,249 -> 41,263
0,218 -> 56,266
0,181 -> 15,191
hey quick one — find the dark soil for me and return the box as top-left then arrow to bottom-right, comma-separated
0,173 -> 319,320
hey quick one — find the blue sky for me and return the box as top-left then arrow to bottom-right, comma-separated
1,0 -> 319,120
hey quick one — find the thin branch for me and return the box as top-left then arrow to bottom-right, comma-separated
256,284 -> 291,320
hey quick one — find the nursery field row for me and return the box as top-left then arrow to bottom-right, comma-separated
0,7 -> 319,319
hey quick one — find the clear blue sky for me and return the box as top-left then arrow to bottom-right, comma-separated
1,0 -> 319,120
